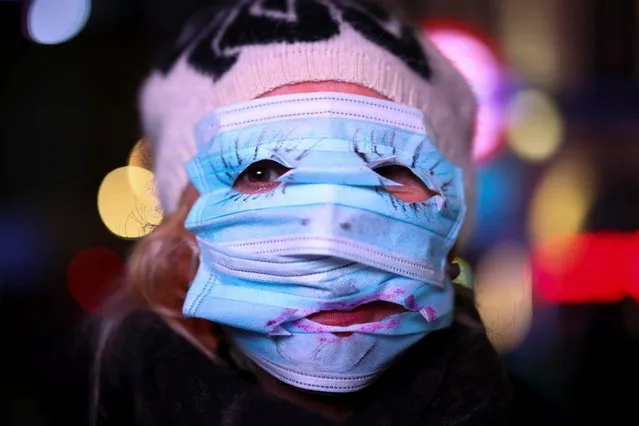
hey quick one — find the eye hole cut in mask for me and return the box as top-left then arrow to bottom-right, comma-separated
373,165 -> 438,203
233,160 -> 437,203
233,159 -> 291,194
183,93 -> 466,394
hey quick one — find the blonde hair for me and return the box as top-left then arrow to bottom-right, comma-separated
124,184 -> 219,356
91,184 -> 220,425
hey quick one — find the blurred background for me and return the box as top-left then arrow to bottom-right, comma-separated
1,0 -> 638,424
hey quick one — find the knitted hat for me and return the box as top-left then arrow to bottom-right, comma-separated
140,0 -> 477,239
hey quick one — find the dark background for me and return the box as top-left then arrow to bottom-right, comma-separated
1,0 -> 639,424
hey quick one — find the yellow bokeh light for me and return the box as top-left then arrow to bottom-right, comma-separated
97,166 -> 163,239
475,242 -> 533,354
528,154 -> 595,244
499,1 -> 561,87
506,90 -> 564,162
127,138 -> 154,196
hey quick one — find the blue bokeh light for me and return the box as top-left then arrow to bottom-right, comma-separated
25,0 -> 91,45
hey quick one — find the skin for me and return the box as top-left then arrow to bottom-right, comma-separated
183,81 -> 454,422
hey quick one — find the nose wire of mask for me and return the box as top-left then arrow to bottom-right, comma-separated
182,92 -> 466,393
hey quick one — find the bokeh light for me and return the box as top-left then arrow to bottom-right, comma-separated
470,154 -> 524,246
97,166 -> 162,239
630,236 -> 639,300
528,154 -> 596,243
498,1 -> 561,88
67,246 -> 125,312
24,0 -> 91,45
532,233 -> 630,303
475,241 -> 532,354
427,27 -> 501,99
0,208 -> 49,285
426,23 -> 506,163
506,90 -> 564,162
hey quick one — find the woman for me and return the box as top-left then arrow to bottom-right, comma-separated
93,1 -> 511,424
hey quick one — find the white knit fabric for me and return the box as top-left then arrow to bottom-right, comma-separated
139,0 -> 477,241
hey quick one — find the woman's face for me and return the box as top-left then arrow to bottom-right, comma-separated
180,81 -> 463,412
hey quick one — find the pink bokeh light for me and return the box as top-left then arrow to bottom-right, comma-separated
426,23 -> 506,163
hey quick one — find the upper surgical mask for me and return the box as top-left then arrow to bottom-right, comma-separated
183,92 -> 466,393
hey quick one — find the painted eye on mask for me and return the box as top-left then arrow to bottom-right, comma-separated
233,160 -> 291,194
374,165 -> 438,203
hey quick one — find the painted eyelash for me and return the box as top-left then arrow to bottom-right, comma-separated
214,132 -> 290,187
440,178 -> 453,194
427,158 -> 442,174
214,144 -> 238,186
353,141 -> 368,162
293,137 -> 328,162
270,128 -> 299,155
233,136 -> 242,165
265,129 -> 316,164
387,130 -> 398,155
351,128 -> 399,162
225,189 -> 279,204
217,129 -> 282,184
374,186 -> 398,210
208,160 -> 234,186
366,130 -> 387,158
411,139 -> 425,167
218,136 -> 245,173
221,161 -> 293,204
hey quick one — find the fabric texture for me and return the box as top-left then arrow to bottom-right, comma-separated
139,0 -> 477,240
94,289 -> 511,426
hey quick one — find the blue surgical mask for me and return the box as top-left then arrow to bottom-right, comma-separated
183,92 -> 466,393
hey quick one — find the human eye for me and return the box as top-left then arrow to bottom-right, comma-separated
232,159 -> 291,194
373,165 -> 438,202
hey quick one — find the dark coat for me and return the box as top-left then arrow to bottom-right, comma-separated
93,289 -> 511,426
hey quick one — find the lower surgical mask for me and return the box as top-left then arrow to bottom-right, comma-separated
183,92 -> 466,393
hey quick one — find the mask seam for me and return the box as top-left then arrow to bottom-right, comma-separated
224,237 -> 435,271
189,271 -> 217,315
210,259 -> 358,278
217,111 -> 423,131
253,353 -> 380,381
214,95 -> 424,117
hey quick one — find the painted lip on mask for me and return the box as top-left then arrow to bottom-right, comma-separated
306,301 -> 407,327
305,301 -> 407,337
